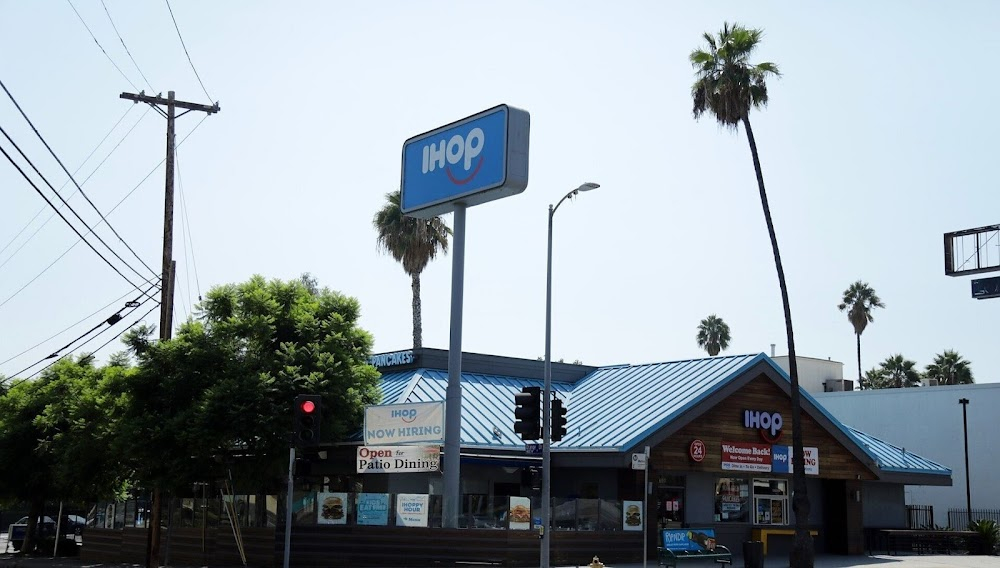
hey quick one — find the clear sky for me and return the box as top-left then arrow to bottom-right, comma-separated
1,1 -> 997,385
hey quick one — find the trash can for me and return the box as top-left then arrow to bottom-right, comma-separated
742,540 -> 764,568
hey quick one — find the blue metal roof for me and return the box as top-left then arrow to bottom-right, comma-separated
371,353 -> 950,480
847,427 -> 952,475
558,353 -> 763,450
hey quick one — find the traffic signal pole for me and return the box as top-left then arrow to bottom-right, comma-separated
120,90 -> 218,568
283,445 -> 295,568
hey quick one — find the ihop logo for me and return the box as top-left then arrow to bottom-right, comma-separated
391,408 -> 418,423
744,409 -> 783,443
421,128 -> 485,185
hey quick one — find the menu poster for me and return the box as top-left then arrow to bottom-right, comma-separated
623,500 -> 643,531
356,493 -> 390,526
318,492 -> 348,525
395,494 -> 429,527
508,496 -> 532,530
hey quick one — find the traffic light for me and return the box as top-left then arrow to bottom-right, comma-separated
552,397 -> 568,442
513,386 -> 541,441
293,394 -> 322,447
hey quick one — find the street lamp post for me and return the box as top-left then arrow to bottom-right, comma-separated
959,397 -> 971,528
543,182 -> 600,568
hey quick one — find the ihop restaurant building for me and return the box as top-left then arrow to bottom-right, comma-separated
298,348 -> 950,566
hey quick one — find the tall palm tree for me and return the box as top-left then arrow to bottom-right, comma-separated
838,281 -> 885,385
925,350 -> 974,385
696,314 -> 731,356
373,190 -> 451,349
879,354 -> 921,388
690,23 -> 814,567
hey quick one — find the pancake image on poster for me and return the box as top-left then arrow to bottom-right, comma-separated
322,496 -> 344,520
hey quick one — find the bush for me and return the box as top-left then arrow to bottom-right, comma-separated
969,519 -> 999,555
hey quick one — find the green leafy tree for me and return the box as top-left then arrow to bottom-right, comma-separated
690,23 -> 813,566
838,281 -> 885,385
696,314 -> 731,356
0,357 -> 126,553
373,190 -> 451,349
925,350 -> 974,385
117,276 -> 382,493
878,354 -> 921,388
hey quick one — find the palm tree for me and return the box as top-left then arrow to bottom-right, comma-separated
690,23 -> 814,567
879,354 -> 921,388
373,190 -> 451,349
696,315 -> 731,356
925,350 -> 974,385
838,281 -> 885,385
860,366 -> 890,390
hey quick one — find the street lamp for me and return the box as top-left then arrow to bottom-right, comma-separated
543,182 -> 600,568
959,397 -> 971,528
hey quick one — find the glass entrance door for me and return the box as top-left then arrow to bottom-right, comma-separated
656,474 -> 686,529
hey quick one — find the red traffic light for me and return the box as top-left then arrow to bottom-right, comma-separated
300,400 -> 316,414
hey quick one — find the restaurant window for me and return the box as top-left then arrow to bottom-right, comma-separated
714,478 -> 749,522
752,479 -> 788,525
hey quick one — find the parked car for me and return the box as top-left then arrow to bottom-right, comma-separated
6,515 -> 84,552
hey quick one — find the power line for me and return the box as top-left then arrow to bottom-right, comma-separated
0,115 -> 207,310
100,0 -> 156,93
164,0 -> 214,103
0,104 -> 134,260
0,138 -> 156,299
0,78 -> 160,281
2,297 -> 160,389
0,105 -> 150,272
0,287 -> 137,367
66,0 -> 141,91
176,148 -> 202,304
3,283 -> 158,379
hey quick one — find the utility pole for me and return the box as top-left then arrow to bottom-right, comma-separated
120,90 -> 219,568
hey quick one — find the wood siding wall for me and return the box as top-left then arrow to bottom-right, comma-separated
651,374 -> 876,480
81,527 -> 274,567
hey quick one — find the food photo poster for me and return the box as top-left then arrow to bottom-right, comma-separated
317,492 -> 348,525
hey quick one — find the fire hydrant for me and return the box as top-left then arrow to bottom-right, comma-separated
588,556 -> 605,568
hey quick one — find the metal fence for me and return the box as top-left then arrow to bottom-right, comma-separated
948,508 -> 1000,529
906,504 -> 934,528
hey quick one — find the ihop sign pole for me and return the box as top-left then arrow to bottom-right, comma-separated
401,105 -> 530,529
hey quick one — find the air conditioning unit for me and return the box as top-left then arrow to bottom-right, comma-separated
921,378 -> 939,387
824,379 -> 855,392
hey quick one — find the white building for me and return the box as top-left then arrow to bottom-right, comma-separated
814,383 -> 1000,526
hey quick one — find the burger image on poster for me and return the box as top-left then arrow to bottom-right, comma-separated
322,496 -> 344,520
625,504 -> 641,526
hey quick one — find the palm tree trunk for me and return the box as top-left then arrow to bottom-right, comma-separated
411,274 -> 422,349
743,116 -> 813,567
856,333 -> 862,385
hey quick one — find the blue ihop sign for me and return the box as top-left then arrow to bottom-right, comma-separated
401,104 -> 529,218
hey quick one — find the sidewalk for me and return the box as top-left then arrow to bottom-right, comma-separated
2,555 -> 1000,568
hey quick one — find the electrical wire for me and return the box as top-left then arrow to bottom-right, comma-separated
0,138 -> 156,300
0,105 -> 151,272
100,0 -> 156,93
3,282 -> 159,379
65,0 -> 141,92
0,78 -> 160,281
0,104 -> 134,260
164,0 -> 213,103
2,298 -> 161,389
0,115 -> 207,310
0,287 -> 139,367
176,148 -> 202,305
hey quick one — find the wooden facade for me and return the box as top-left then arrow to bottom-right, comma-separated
652,374 -> 877,481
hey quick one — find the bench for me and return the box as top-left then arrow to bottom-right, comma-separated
657,528 -> 732,567
750,528 -> 818,556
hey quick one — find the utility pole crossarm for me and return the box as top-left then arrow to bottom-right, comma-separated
119,91 -> 220,114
